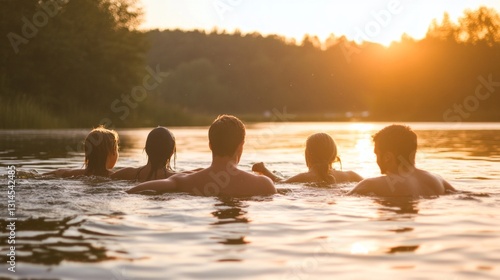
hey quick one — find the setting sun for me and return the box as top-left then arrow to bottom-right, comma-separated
2,1 -> 500,278
140,0 -> 500,45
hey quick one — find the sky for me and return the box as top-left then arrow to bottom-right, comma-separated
139,0 -> 500,46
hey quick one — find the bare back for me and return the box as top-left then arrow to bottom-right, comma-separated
174,167 -> 275,197
127,165 -> 276,197
111,166 -> 175,182
349,168 -> 455,197
286,169 -> 363,184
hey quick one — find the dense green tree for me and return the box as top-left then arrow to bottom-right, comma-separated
2,5 -> 499,128
144,6 -> 499,122
1,0 -> 146,127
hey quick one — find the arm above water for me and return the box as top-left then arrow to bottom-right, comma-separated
443,179 -> 457,194
126,176 -> 180,194
347,171 -> 364,182
110,167 -> 136,180
252,162 -> 284,182
44,168 -> 84,178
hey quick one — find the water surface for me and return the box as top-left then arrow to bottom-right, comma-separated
1,122 -> 499,279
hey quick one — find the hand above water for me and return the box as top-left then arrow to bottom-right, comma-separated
252,162 -> 268,174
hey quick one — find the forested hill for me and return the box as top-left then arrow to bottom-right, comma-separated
146,11 -> 500,123
147,29 -> 367,119
1,1 -> 499,128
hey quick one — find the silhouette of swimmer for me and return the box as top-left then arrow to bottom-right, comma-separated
112,126 -> 177,182
253,133 -> 362,184
127,115 -> 276,197
349,124 -> 456,197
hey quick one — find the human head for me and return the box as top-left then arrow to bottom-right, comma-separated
372,124 -> 417,174
84,126 -> 119,176
305,133 -> 338,183
305,133 -> 338,167
208,115 -> 245,158
145,126 -> 176,179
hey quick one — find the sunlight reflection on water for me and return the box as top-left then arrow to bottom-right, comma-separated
0,122 -> 499,279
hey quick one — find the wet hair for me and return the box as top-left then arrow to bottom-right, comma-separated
305,133 -> 338,183
145,126 -> 176,180
84,126 -> 119,176
373,124 -> 417,166
208,115 -> 245,157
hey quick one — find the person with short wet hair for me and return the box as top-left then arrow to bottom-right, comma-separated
349,124 -> 456,197
127,115 -> 276,197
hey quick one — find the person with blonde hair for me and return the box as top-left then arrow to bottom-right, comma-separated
45,126 -> 119,177
252,132 -> 363,184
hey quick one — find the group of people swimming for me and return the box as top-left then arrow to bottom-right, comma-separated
46,115 -> 456,197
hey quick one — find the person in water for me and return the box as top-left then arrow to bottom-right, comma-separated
111,126 -> 176,182
252,132 -> 363,184
348,124 -> 456,197
45,126 -> 119,177
127,115 -> 276,197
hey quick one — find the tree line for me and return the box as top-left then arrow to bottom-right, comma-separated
1,2 -> 499,128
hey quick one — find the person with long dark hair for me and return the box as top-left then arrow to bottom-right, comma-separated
127,115 -> 276,196
111,126 -> 176,182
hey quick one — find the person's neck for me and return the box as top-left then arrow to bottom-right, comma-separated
146,161 -> 167,170
308,165 -> 333,172
385,165 -> 417,176
211,155 -> 238,170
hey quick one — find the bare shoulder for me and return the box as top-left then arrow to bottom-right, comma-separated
242,169 -> 275,185
110,167 -> 138,180
333,170 -> 363,183
255,174 -> 277,194
346,170 -> 363,182
229,170 -> 276,196
418,169 -> 456,194
348,176 -> 385,195
442,179 -> 457,193
61,169 -> 85,177
233,171 -> 276,196
283,172 -> 313,183
44,168 -> 82,177
126,173 -> 186,194
170,172 -> 195,189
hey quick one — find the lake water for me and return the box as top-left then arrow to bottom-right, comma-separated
1,122 -> 499,279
